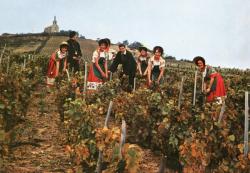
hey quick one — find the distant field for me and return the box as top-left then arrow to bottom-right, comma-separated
0,35 -> 49,54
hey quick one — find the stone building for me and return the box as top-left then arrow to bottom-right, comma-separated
44,16 -> 59,33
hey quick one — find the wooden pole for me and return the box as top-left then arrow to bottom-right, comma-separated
133,78 -> 136,92
193,70 -> 198,106
23,57 -> 26,69
6,56 -> 10,74
158,155 -> 167,173
65,69 -> 70,82
96,100 -> 113,173
110,72 -> 112,81
119,120 -> 126,158
218,100 -> 226,123
96,152 -> 103,173
83,62 -> 88,93
0,44 -> 6,65
201,75 -> 204,93
244,91 -> 249,157
178,77 -> 184,110
104,101 -> 113,128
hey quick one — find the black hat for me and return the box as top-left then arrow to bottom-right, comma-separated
98,39 -> 109,46
193,56 -> 206,66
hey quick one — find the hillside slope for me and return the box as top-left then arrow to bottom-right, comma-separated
0,35 -> 49,54
40,36 -> 119,59
0,34 -> 196,69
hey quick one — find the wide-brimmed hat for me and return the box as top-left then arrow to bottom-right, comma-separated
60,41 -> 69,48
193,56 -> 205,65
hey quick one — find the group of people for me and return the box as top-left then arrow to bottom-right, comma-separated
46,31 -> 226,103
46,31 -> 82,85
86,38 -> 166,91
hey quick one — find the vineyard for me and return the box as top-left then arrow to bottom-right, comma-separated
0,46 -> 250,173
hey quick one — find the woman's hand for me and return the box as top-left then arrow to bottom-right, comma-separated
101,72 -> 107,78
148,80 -> 153,86
206,88 -> 211,93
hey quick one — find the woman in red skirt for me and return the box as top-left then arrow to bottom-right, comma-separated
46,42 -> 69,86
87,39 -> 110,90
193,56 -> 226,103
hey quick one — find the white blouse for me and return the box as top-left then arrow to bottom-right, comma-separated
92,49 -> 116,63
55,50 -> 67,61
148,56 -> 166,69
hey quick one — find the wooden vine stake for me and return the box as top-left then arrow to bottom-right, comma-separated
104,101 -> 113,128
119,119 -> 126,159
158,155 -> 167,173
109,72 -> 112,81
133,77 -> 136,92
178,77 -> 184,110
244,91 -> 249,157
201,75 -> 205,92
0,43 -> 6,65
83,62 -> 88,93
6,56 -> 10,74
96,101 -> 113,173
23,57 -> 26,69
65,69 -> 70,82
193,70 -> 198,106
218,100 -> 226,123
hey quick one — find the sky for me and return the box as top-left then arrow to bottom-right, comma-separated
0,0 -> 249,69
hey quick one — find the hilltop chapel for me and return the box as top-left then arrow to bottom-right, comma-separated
44,16 -> 59,33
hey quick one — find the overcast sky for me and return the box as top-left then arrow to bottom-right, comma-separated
0,0 -> 249,69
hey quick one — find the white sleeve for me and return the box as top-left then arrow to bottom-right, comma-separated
92,51 -> 99,63
160,59 -> 166,69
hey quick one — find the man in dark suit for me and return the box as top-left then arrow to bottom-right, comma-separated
67,31 -> 82,73
109,44 -> 136,91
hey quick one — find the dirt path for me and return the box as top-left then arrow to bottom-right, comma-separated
2,87 -> 165,173
2,88 -> 72,173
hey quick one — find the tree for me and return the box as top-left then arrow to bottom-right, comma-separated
128,41 -> 143,50
165,55 -> 176,61
122,40 -> 129,46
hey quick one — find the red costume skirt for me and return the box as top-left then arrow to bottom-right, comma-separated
87,64 -> 103,90
46,52 -> 57,86
207,73 -> 226,102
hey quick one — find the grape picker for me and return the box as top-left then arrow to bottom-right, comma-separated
193,56 -> 226,103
